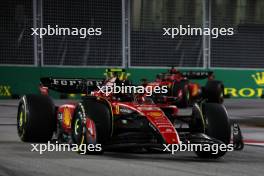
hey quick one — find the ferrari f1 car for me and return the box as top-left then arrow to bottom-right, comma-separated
146,67 -> 224,108
17,69 -> 243,158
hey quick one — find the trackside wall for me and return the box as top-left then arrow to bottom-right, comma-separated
1,67 -> 264,99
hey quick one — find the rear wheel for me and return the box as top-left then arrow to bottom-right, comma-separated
195,103 -> 231,158
204,80 -> 224,103
17,94 -> 56,142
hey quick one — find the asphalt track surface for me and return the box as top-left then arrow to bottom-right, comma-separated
0,99 -> 264,176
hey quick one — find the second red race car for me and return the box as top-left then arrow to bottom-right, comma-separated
145,67 -> 225,108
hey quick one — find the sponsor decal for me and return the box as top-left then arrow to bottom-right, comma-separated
63,107 -> 72,127
52,79 -> 102,87
252,72 -> 264,86
114,105 -> 120,114
137,107 -> 161,111
147,111 -> 163,118
119,106 -> 132,114
224,72 -> 264,98
0,85 -> 11,97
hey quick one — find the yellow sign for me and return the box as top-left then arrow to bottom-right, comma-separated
0,85 -> 11,97
225,72 -> 264,98
224,88 -> 264,97
252,72 -> 264,86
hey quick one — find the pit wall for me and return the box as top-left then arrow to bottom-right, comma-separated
0,66 -> 264,99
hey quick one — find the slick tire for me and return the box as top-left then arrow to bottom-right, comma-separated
72,97 -> 112,154
195,103 -> 231,159
171,80 -> 189,108
17,94 -> 56,142
204,80 -> 224,103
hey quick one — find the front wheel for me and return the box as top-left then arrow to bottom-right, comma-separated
195,103 -> 231,158
72,105 -> 102,154
71,98 -> 112,154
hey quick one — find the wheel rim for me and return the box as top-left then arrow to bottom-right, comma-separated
74,118 -> 81,135
73,113 -> 84,145
19,110 -> 23,128
17,104 -> 26,137
72,107 -> 98,153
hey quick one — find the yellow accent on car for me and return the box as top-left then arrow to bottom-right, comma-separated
147,111 -> 163,117
80,134 -> 85,145
63,107 -> 71,127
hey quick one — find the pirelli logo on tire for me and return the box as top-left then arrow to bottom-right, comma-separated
224,72 -> 264,98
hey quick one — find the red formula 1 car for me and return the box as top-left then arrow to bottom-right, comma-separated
146,67 -> 224,108
17,69 -> 243,158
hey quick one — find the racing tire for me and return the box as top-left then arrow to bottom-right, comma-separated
204,80 -> 224,103
72,98 -> 112,154
171,80 -> 189,108
195,103 -> 231,159
189,103 -> 205,133
17,94 -> 56,142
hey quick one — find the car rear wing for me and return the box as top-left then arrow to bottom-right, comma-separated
181,71 -> 214,80
40,77 -> 103,93
159,71 -> 214,80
